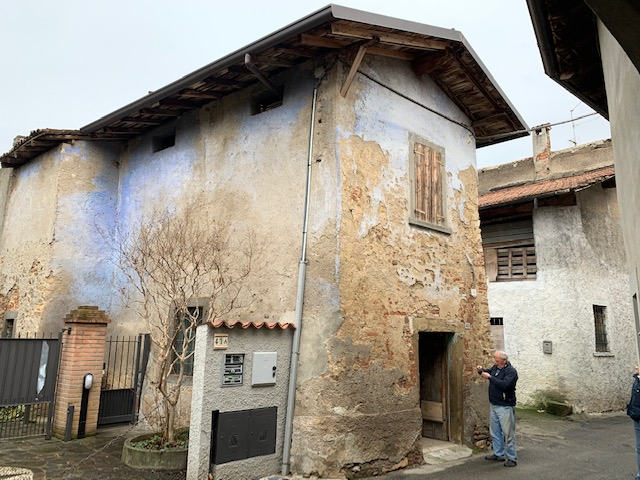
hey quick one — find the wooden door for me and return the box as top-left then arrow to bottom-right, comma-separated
419,332 -> 449,441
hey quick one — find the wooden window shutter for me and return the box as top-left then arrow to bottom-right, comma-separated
414,143 -> 427,222
432,149 -> 444,225
413,142 -> 444,226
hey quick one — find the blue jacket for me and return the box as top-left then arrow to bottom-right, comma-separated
482,362 -> 518,406
627,374 -> 640,421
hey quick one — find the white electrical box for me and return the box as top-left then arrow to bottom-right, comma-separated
251,352 -> 277,386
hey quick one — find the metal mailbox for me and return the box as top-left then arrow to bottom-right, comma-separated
211,407 -> 277,464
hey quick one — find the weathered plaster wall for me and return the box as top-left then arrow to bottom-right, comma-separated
0,142 -> 119,332
599,20 -> 640,362
487,186 -> 634,412
292,57 -> 494,477
110,66 -> 317,433
187,325 -> 293,480
48,141 -> 120,326
108,67 -> 315,335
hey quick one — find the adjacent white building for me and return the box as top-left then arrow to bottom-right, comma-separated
479,128 -> 636,412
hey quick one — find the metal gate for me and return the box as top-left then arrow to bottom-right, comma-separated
98,334 -> 150,426
0,333 -> 62,439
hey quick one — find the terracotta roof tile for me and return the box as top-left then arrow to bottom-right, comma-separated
204,320 -> 295,331
479,165 -> 615,208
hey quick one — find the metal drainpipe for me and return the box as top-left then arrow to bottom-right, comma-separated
281,85 -> 318,475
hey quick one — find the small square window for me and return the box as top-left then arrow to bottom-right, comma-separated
2,317 -> 15,338
153,130 -> 176,152
250,89 -> 283,115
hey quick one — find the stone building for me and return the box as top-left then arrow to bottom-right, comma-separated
0,6 -> 527,477
479,126 -> 635,412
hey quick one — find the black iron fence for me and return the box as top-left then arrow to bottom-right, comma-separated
0,332 -> 62,439
98,334 -> 150,426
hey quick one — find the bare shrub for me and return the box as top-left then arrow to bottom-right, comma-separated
115,202 -> 254,442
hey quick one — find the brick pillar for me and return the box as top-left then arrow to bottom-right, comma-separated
52,306 -> 110,440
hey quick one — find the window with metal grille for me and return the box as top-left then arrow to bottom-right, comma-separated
2,312 -> 16,338
593,305 -> 609,352
172,305 -> 204,376
497,245 -> 537,280
410,138 -> 449,233
2,318 -> 14,338
489,317 -> 504,351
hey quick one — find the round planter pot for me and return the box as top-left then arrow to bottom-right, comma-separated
121,434 -> 188,471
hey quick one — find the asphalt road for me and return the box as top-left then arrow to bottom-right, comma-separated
372,410 -> 637,480
1,409 -> 635,479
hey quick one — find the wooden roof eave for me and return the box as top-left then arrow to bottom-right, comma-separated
2,4 -> 529,166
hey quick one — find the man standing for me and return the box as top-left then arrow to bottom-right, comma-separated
477,351 -> 518,467
626,365 -> 640,479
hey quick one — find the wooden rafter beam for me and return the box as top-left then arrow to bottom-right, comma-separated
430,75 -> 474,120
20,140 -> 57,148
227,65 -> 252,75
299,33 -> 349,49
331,23 -> 448,51
178,88 -> 221,99
366,46 -> 415,61
159,99 -> 200,109
248,54 -> 295,68
120,117 -> 164,125
101,128 -> 140,135
341,37 -> 380,97
245,54 -> 282,97
139,107 -> 183,117
472,112 -> 510,127
202,76 -> 245,88
412,50 -> 452,76
274,46 -> 315,58
451,51 -> 502,113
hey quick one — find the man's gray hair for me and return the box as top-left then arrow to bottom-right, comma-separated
496,351 -> 508,360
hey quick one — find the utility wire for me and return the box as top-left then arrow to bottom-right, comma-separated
352,65 -> 477,138
348,61 -> 601,144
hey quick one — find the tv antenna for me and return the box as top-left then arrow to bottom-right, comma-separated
569,102 -> 582,146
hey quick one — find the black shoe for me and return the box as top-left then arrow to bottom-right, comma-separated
485,454 -> 505,461
504,459 -> 517,467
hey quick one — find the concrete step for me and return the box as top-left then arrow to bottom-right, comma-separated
420,437 -> 473,465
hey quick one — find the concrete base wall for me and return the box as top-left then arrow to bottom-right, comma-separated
187,324 -> 293,480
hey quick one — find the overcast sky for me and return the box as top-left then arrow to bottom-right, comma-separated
0,0 -> 610,168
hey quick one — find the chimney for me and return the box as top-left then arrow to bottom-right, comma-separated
532,124 -> 551,179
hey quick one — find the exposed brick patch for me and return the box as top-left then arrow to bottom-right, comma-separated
474,424 -> 491,450
340,439 -> 424,479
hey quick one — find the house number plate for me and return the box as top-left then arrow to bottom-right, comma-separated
214,334 -> 229,350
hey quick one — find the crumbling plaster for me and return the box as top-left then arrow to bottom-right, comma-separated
291,58 -> 494,477
0,142 -> 119,332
